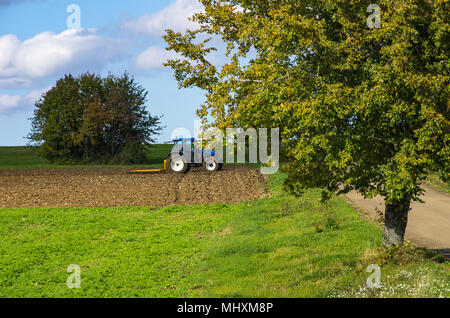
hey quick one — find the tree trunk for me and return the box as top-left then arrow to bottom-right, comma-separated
383,199 -> 410,247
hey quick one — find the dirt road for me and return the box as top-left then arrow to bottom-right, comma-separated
345,185 -> 450,257
0,165 -> 268,209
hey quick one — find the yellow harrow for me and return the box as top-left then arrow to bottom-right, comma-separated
130,160 -> 167,173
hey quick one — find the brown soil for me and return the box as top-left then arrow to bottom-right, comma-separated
0,165 -> 268,208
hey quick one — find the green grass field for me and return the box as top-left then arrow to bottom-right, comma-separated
0,145 -> 173,170
0,146 -> 448,298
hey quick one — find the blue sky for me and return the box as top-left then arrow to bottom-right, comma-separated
0,0 -> 208,145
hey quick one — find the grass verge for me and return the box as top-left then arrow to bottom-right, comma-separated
195,173 -> 449,298
425,174 -> 450,194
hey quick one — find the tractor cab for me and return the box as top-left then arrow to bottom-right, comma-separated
172,138 -> 196,154
168,138 -> 222,173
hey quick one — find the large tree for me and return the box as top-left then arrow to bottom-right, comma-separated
164,0 -> 449,246
29,72 -> 162,164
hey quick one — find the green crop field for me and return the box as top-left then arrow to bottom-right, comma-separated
0,163 -> 448,298
0,145 -> 173,170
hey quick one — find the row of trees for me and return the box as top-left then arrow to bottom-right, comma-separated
28,72 -> 162,164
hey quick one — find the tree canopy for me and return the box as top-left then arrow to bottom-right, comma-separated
28,72 -> 162,164
164,0 -> 449,246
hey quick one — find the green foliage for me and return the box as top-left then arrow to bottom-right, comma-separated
28,72 -> 162,164
164,0 -> 449,246
109,142 -> 148,165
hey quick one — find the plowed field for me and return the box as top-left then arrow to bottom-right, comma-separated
0,165 -> 268,208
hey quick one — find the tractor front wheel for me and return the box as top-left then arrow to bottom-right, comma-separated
167,155 -> 190,173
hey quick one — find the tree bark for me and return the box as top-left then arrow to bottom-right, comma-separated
383,199 -> 410,247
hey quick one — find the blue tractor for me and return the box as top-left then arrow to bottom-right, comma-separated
167,138 -> 223,173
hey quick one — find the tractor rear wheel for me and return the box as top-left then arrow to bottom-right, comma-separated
167,155 -> 190,173
203,157 -> 222,172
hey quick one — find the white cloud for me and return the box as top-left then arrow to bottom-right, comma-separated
131,47 -> 181,71
0,28 -> 127,89
122,0 -> 203,36
0,87 -> 50,113
0,94 -> 21,112
125,0 -> 234,73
